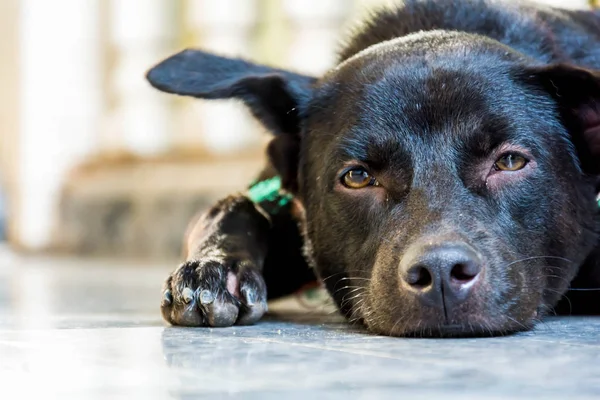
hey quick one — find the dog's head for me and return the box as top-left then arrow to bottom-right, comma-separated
147,31 -> 600,336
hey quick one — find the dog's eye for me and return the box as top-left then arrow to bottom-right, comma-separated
494,154 -> 528,171
342,168 -> 379,189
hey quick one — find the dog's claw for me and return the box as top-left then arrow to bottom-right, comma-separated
245,291 -> 256,306
199,289 -> 215,305
182,287 -> 194,304
163,290 -> 173,306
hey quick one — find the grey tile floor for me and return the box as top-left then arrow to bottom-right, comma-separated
0,249 -> 599,399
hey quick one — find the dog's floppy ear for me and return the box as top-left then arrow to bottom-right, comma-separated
527,64 -> 600,174
146,49 -> 316,137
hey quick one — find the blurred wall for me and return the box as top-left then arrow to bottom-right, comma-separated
0,0 -> 19,242
0,0 -> 594,253
0,0 -> 19,170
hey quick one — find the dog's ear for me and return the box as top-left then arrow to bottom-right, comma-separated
527,64 -> 600,174
146,49 -> 317,193
146,49 -> 316,137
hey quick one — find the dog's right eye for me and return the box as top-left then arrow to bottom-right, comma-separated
494,153 -> 528,171
341,168 -> 379,189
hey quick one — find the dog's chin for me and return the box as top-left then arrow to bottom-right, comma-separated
363,313 -> 537,338
400,322 -> 533,338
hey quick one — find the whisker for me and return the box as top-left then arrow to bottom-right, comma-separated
335,277 -> 372,282
505,315 -> 529,331
388,306 -> 405,336
340,292 -> 366,309
504,255 -> 574,269
541,273 -> 572,287
321,272 -> 347,283
321,271 -> 373,283
339,292 -> 365,310
333,285 -> 364,296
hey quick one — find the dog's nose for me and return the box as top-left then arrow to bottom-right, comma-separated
399,243 -> 483,308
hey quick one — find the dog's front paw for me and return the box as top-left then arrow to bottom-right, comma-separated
161,259 -> 267,327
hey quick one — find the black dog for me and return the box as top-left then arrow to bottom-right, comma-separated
147,0 -> 600,337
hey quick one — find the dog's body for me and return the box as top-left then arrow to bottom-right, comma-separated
148,0 -> 600,336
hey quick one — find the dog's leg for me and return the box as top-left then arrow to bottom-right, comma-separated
161,189 -> 316,327
161,195 -> 271,327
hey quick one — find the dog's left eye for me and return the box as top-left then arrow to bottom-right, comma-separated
342,168 -> 379,189
494,153 -> 528,171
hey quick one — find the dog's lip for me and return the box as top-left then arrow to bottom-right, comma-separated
401,323 -> 504,338
436,324 -> 466,334
399,324 -> 477,338
440,324 -> 462,328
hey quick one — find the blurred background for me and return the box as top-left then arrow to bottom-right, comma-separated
0,0 -> 596,261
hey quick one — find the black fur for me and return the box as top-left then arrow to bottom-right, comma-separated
149,0 -> 600,337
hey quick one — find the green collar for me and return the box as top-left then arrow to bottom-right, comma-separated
248,176 -> 293,212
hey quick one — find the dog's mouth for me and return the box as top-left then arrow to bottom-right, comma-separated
362,305 -> 539,338
399,322 -> 533,338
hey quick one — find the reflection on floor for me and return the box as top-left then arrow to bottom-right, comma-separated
0,249 -> 599,399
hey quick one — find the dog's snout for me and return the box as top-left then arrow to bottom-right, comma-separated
400,243 -> 483,309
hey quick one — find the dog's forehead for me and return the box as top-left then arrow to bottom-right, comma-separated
313,31 -> 523,119
305,37 -> 549,170
312,39 -> 517,142
329,30 -> 519,80
337,31 -> 478,67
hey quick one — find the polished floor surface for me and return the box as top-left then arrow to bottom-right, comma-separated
0,249 -> 599,399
